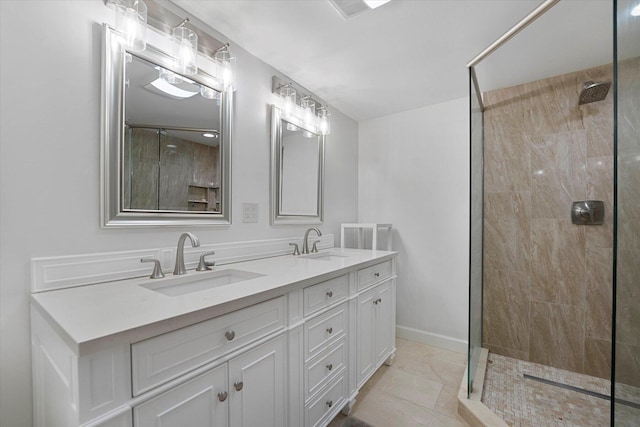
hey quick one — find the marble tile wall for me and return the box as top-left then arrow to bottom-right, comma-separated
616,56 -> 640,390
124,129 -> 219,211
482,63 -> 614,379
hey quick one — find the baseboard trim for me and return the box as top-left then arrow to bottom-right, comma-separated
396,325 -> 467,354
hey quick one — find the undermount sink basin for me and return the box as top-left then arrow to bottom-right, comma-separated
140,269 -> 265,297
300,252 -> 351,261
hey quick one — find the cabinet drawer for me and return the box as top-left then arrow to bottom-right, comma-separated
304,303 -> 347,362
305,370 -> 347,427
134,364 -> 227,427
132,296 -> 286,396
303,275 -> 348,317
305,337 -> 347,400
357,260 -> 392,291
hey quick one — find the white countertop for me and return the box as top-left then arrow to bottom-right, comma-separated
31,248 -> 396,355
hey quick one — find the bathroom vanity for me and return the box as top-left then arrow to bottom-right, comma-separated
30,248 -> 396,427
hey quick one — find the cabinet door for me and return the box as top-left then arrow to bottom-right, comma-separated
356,286 -> 377,386
228,335 -> 286,427
374,281 -> 393,363
134,364 -> 228,427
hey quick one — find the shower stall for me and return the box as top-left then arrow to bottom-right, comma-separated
467,1 -> 640,426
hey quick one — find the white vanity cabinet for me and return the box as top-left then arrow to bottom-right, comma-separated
134,335 -> 285,427
356,280 -> 395,387
30,250 -> 396,427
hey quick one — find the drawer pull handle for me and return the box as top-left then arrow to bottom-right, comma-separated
217,391 -> 228,402
326,327 -> 333,334
374,272 -> 380,277
326,400 -> 333,408
326,290 -> 333,298
225,331 -> 235,341
326,363 -> 333,371
234,381 -> 244,391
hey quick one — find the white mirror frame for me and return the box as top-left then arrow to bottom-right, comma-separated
101,25 -> 232,227
270,105 -> 324,225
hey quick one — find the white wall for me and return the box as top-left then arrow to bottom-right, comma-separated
0,1 -> 358,425
358,98 -> 469,352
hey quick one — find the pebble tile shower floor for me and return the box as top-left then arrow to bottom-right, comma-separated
482,353 -> 611,426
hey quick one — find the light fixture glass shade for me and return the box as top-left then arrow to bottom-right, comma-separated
301,97 -> 316,129
114,0 -> 147,51
159,68 -> 183,84
280,86 -> 297,118
200,85 -> 218,100
318,107 -> 331,135
214,47 -> 234,90
172,26 -> 198,76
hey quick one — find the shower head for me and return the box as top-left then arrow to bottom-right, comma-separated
578,81 -> 611,105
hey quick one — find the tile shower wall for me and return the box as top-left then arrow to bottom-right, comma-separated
124,128 -> 220,211
616,56 -> 640,389
482,63 -> 613,378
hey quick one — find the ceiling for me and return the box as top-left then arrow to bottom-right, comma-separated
170,0 -> 617,121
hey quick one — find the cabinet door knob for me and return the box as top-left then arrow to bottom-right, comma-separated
234,381 -> 244,391
326,326 -> 333,334
373,298 -> 382,305
374,272 -> 380,277
326,290 -> 333,298
217,391 -> 228,402
225,331 -> 235,341
326,363 -> 333,371
326,400 -> 333,408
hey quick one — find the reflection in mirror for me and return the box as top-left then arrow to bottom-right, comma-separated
101,25 -> 231,226
271,105 -> 324,225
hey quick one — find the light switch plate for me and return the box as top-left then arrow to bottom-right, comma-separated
242,203 -> 258,223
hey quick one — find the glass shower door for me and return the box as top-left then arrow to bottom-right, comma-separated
468,67 -> 484,396
614,1 -> 640,425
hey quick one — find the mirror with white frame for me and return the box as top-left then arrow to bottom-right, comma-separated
270,105 -> 324,225
101,25 -> 232,227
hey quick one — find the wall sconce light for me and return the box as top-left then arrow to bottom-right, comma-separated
317,106 -> 331,135
214,44 -> 235,90
301,97 -> 316,129
272,76 -> 331,136
172,18 -> 198,76
109,0 -> 147,51
279,84 -> 297,118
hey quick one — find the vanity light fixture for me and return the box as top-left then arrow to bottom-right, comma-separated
199,85 -> 218,100
272,76 -> 331,136
301,96 -> 316,128
172,18 -> 198,76
317,106 -> 331,135
279,84 -> 297,118
214,43 -> 235,90
108,0 -> 147,51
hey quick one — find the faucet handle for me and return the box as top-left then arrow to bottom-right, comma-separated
311,241 -> 320,253
196,251 -> 216,271
141,258 -> 165,279
289,243 -> 300,256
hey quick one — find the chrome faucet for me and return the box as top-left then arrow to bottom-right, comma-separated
302,227 -> 322,254
173,232 -> 200,275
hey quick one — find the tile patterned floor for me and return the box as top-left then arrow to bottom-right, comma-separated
481,353 -> 611,427
327,338 -> 469,427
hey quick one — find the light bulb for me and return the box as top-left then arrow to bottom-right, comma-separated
280,86 -> 296,118
172,26 -> 198,76
114,0 -> 147,51
632,3 -> 640,16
